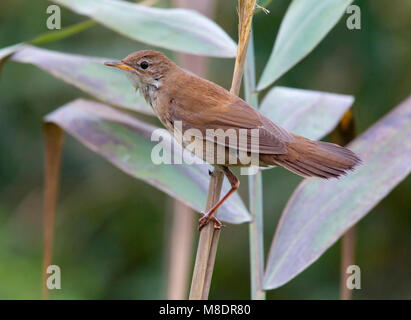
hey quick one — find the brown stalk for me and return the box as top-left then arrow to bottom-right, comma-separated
42,123 -> 64,299
231,0 -> 256,95
167,200 -> 195,299
331,109 -> 356,300
189,168 -> 224,299
340,226 -> 356,300
189,0 -> 257,300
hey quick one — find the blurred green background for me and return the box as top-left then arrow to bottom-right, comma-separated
0,0 -> 410,299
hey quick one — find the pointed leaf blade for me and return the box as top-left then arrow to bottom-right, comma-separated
257,0 -> 353,90
264,96 -> 411,290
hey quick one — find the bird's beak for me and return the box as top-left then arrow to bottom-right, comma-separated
104,60 -> 136,72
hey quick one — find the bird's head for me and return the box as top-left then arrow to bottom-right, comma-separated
104,50 -> 174,89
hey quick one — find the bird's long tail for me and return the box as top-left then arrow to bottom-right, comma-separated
272,135 -> 361,179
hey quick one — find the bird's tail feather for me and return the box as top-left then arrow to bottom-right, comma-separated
274,137 -> 361,179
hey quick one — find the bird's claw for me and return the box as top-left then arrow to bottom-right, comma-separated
198,211 -> 222,231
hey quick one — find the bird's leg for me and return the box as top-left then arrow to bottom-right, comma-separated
199,166 -> 240,231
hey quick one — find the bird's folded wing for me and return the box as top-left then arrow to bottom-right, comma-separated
171,96 -> 293,155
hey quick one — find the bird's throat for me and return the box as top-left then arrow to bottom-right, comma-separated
140,84 -> 158,110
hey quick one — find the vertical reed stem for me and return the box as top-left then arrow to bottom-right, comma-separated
244,29 -> 266,300
42,123 -> 64,299
248,172 -> 266,299
332,109 -> 357,300
189,0 -> 257,300
340,226 -> 355,300
201,227 -> 221,299
189,168 -> 224,299
167,201 -> 195,299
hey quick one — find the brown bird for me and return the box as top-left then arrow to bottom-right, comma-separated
105,50 -> 360,230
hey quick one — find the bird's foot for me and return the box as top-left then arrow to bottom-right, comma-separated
198,211 -> 222,231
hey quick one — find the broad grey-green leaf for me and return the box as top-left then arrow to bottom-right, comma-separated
257,0 -> 353,90
264,96 -> 411,290
44,99 -> 251,224
51,0 -> 237,57
11,45 -> 153,114
260,86 -> 354,140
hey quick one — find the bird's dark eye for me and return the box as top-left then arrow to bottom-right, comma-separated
140,61 -> 149,69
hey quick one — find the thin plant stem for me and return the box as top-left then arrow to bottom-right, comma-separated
331,109 -> 357,300
340,226 -> 355,300
189,0 -> 257,300
201,228 -> 221,299
167,200 -> 195,299
230,0 -> 257,96
189,168 -> 224,299
30,20 -> 96,46
248,172 -> 265,299
243,29 -> 266,300
42,123 -> 64,299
